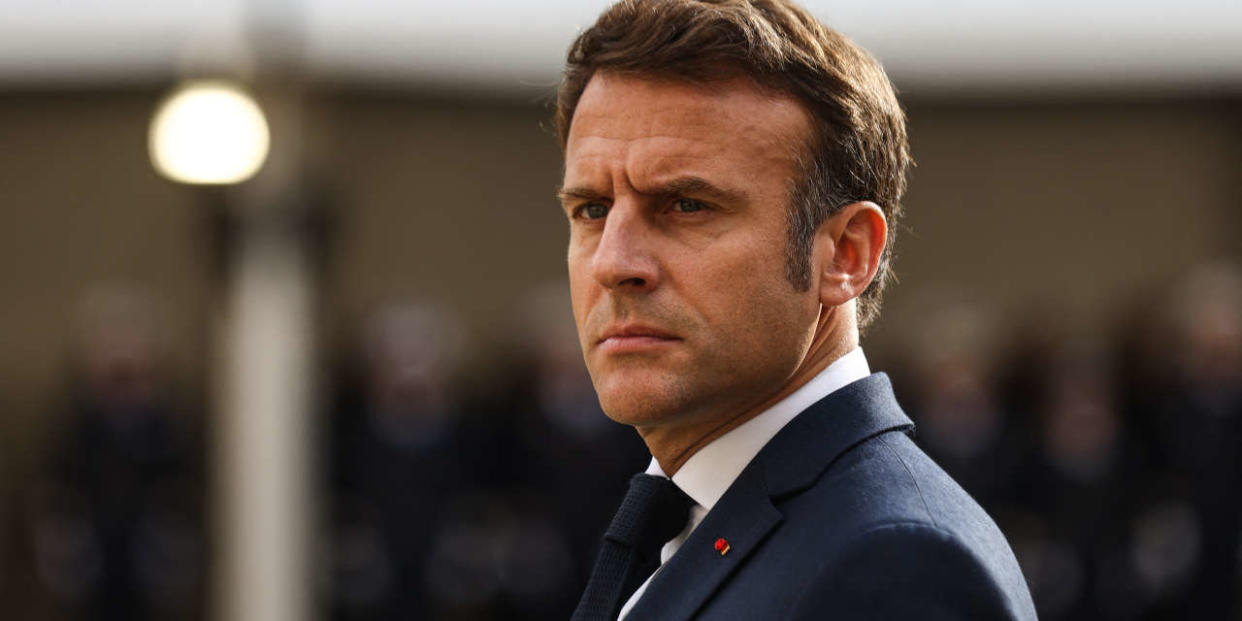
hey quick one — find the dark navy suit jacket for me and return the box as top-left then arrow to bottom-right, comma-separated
621,373 -> 1037,620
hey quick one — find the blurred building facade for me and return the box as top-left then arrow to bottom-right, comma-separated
0,17 -> 1240,620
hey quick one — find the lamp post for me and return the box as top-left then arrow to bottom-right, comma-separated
150,78 -> 315,621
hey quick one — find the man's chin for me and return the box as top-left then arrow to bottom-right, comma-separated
600,405 -> 675,429
596,384 -> 697,429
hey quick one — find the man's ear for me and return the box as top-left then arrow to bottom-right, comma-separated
816,201 -> 887,308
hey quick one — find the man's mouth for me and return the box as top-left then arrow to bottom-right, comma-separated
597,324 -> 682,353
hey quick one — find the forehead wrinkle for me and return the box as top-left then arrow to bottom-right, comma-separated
575,71 -> 809,137
565,74 -> 811,201
563,134 -> 628,193
577,91 -> 787,150
624,136 -> 789,203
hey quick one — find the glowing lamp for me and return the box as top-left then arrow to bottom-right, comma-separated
149,81 -> 270,185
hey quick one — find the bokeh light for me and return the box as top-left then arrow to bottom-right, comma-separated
148,81 -> 270,185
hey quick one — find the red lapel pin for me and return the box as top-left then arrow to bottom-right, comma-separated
714,538 -> 731,556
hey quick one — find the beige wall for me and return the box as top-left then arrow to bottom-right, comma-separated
316,93 -> 569,349
875,99 -> 1242,352
0,88 -> 1238,472
0,91 -> 212,470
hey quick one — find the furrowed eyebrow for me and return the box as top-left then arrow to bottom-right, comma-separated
556,186 -> 609,205
555,176 -> 746,206
654,176 -> 747,205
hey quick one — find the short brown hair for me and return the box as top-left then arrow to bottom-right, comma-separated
556,0 -> 910,331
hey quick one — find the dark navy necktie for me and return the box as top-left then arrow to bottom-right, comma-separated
572,473 -> 696,621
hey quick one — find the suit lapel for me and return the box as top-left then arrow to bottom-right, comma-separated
623,464 -> 781,621
627,373 -> 913,620
758,373 -> 913,498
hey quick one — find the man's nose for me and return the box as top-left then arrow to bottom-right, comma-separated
592,201 -> 659,291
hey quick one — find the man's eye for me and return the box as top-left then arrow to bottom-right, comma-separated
672,198 -> 706,214
579,203 -> 609,220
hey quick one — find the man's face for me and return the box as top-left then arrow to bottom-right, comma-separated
561,72 -> 823,431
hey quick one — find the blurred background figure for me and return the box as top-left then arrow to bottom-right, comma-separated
893,273 -> 1242,620
1147,262 -> 1242,619
322,288 -> 645,620
897,292 -> 1018,509
486,282 -> 647,617
424,282 -> 643,620
1004,339 -> 1152,620
25,283 -> 203,621
324,301 -> 467,620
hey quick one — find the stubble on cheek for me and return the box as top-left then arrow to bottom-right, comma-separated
595,366 -> 697,427
579,296 -> 705,426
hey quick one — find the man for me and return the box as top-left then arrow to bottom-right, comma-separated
556,1 -> 1037,619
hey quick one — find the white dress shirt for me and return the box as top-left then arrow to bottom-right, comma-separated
617,347 -> 871,619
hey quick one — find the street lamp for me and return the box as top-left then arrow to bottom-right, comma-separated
149,80 -> 270,185
149,77 -> 314,621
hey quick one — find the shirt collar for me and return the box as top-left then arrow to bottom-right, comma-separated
644,347 -> 870,511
